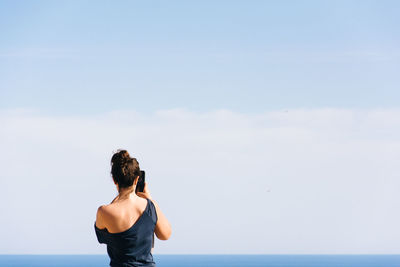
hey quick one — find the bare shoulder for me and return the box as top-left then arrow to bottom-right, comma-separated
96,204 -> 117,227
97,204 -> 118,218
134,197 -> 150,213
95,205 -> 108,229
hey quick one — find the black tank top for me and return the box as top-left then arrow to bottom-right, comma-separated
94,198 -> 158,267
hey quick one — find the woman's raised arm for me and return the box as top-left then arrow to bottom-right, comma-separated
136,182 -> 172,240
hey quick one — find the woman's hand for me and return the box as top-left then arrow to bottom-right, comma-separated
136,182 -> 152,200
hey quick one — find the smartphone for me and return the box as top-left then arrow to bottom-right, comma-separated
136,170 -> 145,193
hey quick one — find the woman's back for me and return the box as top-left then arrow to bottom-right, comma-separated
102,196 -> 149,233
95,196 -> 158,267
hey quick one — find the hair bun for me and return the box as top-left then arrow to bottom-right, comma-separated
111,149 -> 131,166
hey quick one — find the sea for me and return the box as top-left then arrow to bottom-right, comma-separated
0,255 -> 399,267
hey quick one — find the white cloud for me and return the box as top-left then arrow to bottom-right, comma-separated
0,108 -> 399,254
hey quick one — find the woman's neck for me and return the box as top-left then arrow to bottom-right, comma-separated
117,186 -> 136,200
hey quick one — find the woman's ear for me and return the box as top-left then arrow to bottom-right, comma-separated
134,175 -> 140,185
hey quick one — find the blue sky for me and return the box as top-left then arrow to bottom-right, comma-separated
1,1 -> 400,255
1,0 -> 399,114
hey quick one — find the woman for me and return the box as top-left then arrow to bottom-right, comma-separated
94,150 -> 172,267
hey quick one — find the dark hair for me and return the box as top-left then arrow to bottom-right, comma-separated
111,149 -> 140,190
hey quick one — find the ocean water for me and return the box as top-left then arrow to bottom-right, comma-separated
0,255 -> 399,267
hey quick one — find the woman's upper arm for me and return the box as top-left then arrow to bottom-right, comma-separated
152,200 -> 172,240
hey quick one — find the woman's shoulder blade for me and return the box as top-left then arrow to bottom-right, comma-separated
98,197 -> 151,234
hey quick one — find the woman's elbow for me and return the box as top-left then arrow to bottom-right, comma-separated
164,228 -> 172,240
156,227 -> 172,240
